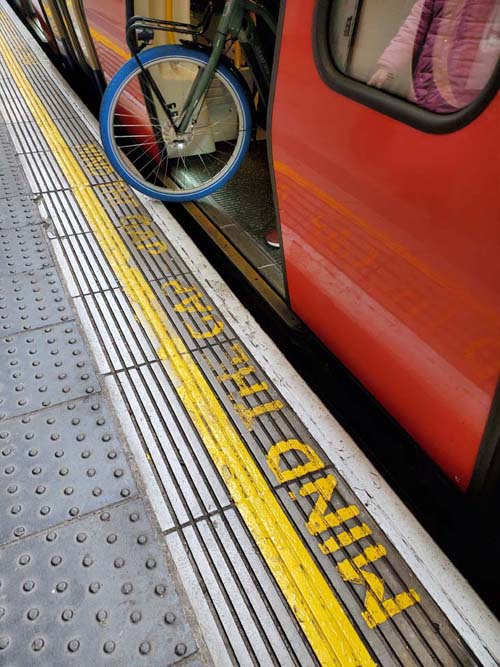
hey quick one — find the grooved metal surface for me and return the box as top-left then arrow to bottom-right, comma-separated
0,225 -> 52,275
56,115 -> 103,148
0,52 -> 11,79
107,364 -> 232,525
168,513 -> 316,667
0,77 -> 35,123
99,196 -> 190,280
193,343 -> 311,470
5,119 -> 49,153
0,499 -> 198,667
149,278 -> 236,351
0,398 -> 137,544
28,74 -> 78,120
18,150 -> 69,193
276,479 -> 473,667
0,322 -> 99,420
73,288 -> 158,373
0,268 -> 70,334
104,373 -> 176,533
72,142 -> 120,186
51,233 -> 120,296
0,5 -> 493,666
40,190 -> 91,237
114,221 -> 189,283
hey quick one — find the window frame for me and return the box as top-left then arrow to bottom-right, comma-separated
313,0 -> 500,134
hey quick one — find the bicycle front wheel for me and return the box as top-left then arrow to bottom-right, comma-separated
99,45 -> 252,202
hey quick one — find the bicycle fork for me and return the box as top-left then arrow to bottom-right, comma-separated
175,0 -> 246,135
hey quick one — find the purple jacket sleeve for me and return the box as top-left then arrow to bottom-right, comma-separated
377,0 -> 425,71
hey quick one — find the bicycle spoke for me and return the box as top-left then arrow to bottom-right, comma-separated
152,144 -> 167,183
146,141 -> 168,182
137,145 -> 164,175
106,54 -> 248,198
198,152 -> 210,178
162,150 -> 170,187
122,140 -> 155,162
117,140 -> 159,149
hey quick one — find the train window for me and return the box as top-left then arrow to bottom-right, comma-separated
314,0 -> 500,132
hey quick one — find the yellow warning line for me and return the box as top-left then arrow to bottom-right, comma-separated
89,27 -> 129,61
0,14 -> 375,667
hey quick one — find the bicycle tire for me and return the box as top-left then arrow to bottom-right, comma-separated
99,45 -> 253,202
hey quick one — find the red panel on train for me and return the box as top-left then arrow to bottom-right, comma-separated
271,0 -> 500,489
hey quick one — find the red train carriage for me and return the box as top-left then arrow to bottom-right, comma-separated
16,0 -> 500,496
272,0 -> 500,494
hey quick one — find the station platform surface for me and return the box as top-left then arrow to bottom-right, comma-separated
0,3 -> 499,666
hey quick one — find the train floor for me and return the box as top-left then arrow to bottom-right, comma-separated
0,3 -> 498,665
185,140 -> 284,296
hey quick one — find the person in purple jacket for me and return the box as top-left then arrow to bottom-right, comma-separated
368,0 -> 500,113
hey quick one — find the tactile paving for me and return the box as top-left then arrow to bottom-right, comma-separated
0,225 -> 52,275
0,398 -> 137,543
0,126 -> 30,199
0,268 -> 71,334
0,125 -> 21,166
0,157 -> 30,199
0,499 -> 198,666
0,194 -> 40,230
0,322 -> 99,420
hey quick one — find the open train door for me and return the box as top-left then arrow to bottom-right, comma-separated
270,0 -> 500,496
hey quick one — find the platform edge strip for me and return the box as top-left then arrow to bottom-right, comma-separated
0,13 -> 377,667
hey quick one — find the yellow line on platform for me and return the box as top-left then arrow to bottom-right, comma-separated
0,13 -> 376,667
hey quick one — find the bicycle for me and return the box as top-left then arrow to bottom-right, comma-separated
99,1 -> 277,202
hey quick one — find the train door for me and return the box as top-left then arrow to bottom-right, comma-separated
59,0 -> 104,91
36,1 -> 79,66
81,1 -> 191,85
11,0 -> 55,46
31,1 -> 102,96
270,0 -> 500,494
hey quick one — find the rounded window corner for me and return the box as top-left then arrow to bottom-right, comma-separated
312,0 -> 500,135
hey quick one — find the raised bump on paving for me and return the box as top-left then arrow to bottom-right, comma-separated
0,500 -> 199,665
0,268 -> 71,334
0,398 -> 137,544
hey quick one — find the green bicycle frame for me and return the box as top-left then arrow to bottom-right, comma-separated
175,0 -> 277,135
